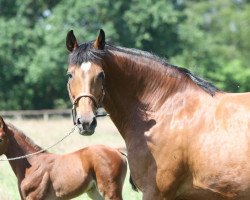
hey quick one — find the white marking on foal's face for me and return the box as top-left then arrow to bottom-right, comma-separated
80,62 -> 92,72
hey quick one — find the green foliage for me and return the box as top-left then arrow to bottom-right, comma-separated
171,0 -> 250,92
122,0 -> 181,56
0,0 -> 250,109
0,0 -> 63,109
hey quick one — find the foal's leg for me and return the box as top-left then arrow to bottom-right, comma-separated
87,186 -> 104,200
90,147 -> 127,200
95,167 -> 126,200
95,166 -> 126,200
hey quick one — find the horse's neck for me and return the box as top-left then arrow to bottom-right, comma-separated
103,52 -> 192,137
5,126 -> 40,180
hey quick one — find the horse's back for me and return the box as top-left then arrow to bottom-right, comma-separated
216,92 -> 250,110
212,92 -> 250,133
182,92 -> 250,199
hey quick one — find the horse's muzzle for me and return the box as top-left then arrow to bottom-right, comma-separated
76,116 -> 97,136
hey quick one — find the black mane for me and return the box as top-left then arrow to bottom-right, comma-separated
178,67 -> 220,96
68,41 -> 104,65
69,42 -> 220,96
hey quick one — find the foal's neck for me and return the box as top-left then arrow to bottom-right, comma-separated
5,125 -> 42,180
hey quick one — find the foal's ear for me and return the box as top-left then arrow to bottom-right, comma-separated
66,30 -> 78,52
0,116 -> 5,130
93,29 -> 105,50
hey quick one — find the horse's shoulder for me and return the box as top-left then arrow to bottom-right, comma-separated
21,169 -> 50,199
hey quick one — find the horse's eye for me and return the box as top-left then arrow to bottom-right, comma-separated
67,72 -> 73,79
97,72 -> 105,81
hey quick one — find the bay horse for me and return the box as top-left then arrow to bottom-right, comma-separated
66,29 -> 250,200
0,116 -> 128,200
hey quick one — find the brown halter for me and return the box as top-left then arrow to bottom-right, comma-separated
67,82 -> 107,125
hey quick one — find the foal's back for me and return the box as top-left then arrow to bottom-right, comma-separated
21,145 -> 127,200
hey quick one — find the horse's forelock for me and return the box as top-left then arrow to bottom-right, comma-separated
68,42 -> 104,66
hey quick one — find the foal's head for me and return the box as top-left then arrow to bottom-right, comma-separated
66,30 -> 106,135
0,116 -> 8,155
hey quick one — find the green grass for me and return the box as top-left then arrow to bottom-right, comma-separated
0,117 -> 142,200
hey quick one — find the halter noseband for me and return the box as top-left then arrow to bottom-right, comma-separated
73,93 -> 100,109
68,82 -> 106,125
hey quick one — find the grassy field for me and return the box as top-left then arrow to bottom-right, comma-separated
0,117 -> 142,200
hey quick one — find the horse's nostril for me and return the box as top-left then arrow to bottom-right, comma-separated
90,118 -> 97,129
77,116 -> 96,131
76,117 -> 82,125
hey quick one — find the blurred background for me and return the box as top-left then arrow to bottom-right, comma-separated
0,0 -> 250,110
0,0 -> 250,199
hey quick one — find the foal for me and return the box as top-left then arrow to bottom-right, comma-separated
0,116 -> 127,200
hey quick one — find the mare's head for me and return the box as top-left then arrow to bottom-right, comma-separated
66,30 -> 106,135
0,116 -> 8,155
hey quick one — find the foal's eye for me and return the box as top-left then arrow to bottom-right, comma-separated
67,72 -> 73,79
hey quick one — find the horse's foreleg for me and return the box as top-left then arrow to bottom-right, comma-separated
142,188 -> 162,200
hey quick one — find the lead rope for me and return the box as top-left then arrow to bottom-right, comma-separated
0,125 -> 77,161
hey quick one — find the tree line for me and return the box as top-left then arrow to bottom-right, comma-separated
0,0 -> 250,110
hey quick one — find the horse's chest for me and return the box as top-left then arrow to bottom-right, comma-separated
126,133 -> 183,193
126,143 -> 156,190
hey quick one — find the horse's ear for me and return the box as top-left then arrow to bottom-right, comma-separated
0,116 -> 5,130
66,30 -> 78,52
93,29 -> 105,50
